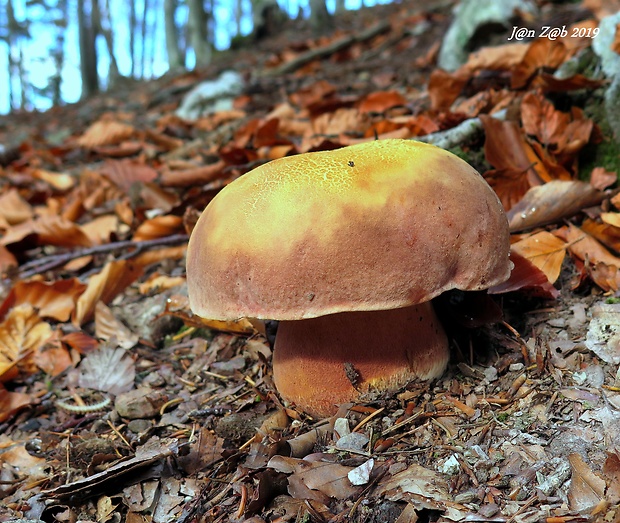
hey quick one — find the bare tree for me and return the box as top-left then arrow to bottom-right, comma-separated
49,0 -> 68,106
77,0 -> 99,97
5,0 -> 30,110
187,0 -> 211,67
164,0 -> 184,70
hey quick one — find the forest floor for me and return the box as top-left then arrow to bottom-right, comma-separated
2,0 -> 620,522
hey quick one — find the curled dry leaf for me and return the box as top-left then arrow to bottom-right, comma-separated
0,304 -> 53,382
77,345 -> 136,396
507,180 -> 607,232
74,260 -> 143,326
61,331 -> 99,355
0,189 -> 33,225
80,214 -> 123,245
159,160 -> 226,187
0,279 -> 87,322
427,69 -> 468,112
95,302 -> 139,349
463,43 -> 529,72
0,245 -> 17,273
511,231 -> 567,284
133,215 -> 184,242
511,38 -> 568,89
138,274 -> 186,295
1,215 -> 92,248
31,168 -> 75,191
77,120 -> 135,148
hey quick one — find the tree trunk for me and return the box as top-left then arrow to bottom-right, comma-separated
98,0 -> 121,85
187,0 -> 211,68
309,0 -> 333,35
50,0 -> 68,106
164,0 -> 184,70
77,0 -> 99,97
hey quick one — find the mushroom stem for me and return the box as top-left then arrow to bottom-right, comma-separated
272,302 -> 449,417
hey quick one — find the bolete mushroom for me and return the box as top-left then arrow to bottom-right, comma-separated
186,139 -> 511,417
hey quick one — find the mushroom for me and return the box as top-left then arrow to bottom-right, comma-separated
186,139 -> 511,417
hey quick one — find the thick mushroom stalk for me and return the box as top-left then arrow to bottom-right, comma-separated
273,303 -> 448,417
186,139 -> 512,417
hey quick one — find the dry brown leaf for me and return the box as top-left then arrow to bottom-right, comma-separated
268,455 -> 358,502
61,331 -> 99,355
99,159 -> 159,193
289,80 -> 337,108
134,245 -> 187,268
489,250 -> 560,299
481,116 -> 544,211
590,167 -> 617,191
81,214 -> 123,245
95,301 -> 138,349
31,168 -> 75,191
160,160 -> 226,187
0,245 -> 17,273
603,451 -> 620,504
77,120 -> 135,148
73,260 -> 143,326
568,453 -> 606,513
463,43 -> 529,72
512,38 -> 568,89
358,90 -> 408,114
0,386 -> 33,423
0,304 -> 53,382
0,279 -> 86,322
133,215 -> 184,241
0,189 -> 33,226
138,274 -> 186,295
1,215 -> 92,248
507,180 -> 606,232
601,212 -> 620,229
511,231 -> 567,284
427,69 -> 468,111
77,345 -> 136,395
555,224 -> 620,291
32,341 -> 73,377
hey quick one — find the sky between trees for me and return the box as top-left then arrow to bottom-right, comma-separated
0,0 -> 381,114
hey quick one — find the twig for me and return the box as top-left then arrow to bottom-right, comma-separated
18,233 -> 189,279
263,20 -> 391,76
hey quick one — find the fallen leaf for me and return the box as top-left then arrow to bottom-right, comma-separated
0,304 -> 53,382
0,386 -> 33,423
77,119 -> 135,148
0,279 -> 86,322
133,215 -> 184,242
74,260 -> 143,326
1,215 -> 92,248
78,345 -> 136,395
95,302 -> 139,349
507,180 -> 606,232
358,90 -> 408,114
100,159 -> 159,193
567,453 -> 605,513
0,189 -> 33,225
31,168 -> 75,191
488,250 -> 560,299
512,38 -> 568,89
138,274 -> 186,295
590,167 -> 617,191
511,231 -> 567,284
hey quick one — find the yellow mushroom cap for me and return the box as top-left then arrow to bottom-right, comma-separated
186,139 -> 511,320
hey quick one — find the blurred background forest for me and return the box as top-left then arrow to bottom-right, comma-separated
0,0 -> 381,114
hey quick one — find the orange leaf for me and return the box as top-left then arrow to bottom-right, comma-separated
100,159 -> 158,192
0,189 -> 33,225
133,215 -> 184,241
0,279 -> 86,322
1,215 -> 92,248
77,119 -> 135,148
427,69 -> 468,111
512,38 -> 568,89
511,231 -> 567,284
358,90 -> 408,114
160,160 -> 226,187
31,168 -> 75,191
0,385 -> 33,423
73,260 -> 143,325
590,167 -> 617,191
0,304 -> 53,382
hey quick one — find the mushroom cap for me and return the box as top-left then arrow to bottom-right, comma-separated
187,139 -> 511,320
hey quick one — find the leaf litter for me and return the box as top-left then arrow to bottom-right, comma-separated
1,0 -> 620,521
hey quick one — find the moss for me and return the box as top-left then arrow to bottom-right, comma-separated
448,145 -> 489,173
579,88 -> 620,181
606,297 -> 620,304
